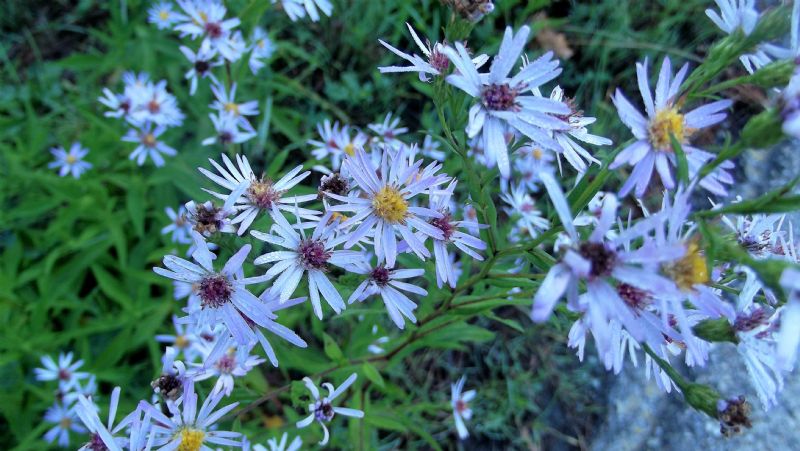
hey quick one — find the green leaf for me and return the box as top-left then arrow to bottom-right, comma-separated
365,412 -> 408,432
323,332 -> 345,362
126,179 -> 146,237
670,133 -> 689,186
361,362 -> 385,388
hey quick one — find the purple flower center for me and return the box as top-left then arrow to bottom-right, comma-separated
482,83 -> 520,111
430,212 -> 455,241
578,242 -> 617,278
216,354 -> 236,373
219,131 -> 233,144
430,47 -> 450,73
86,433 -> 109,451
198,274 -> 233,308
58,369 -> 71,381
204,22 -> 223,39
147,99 -> 161,114
194,60 -> 210,74
247,180 -> 283,210
617,283 -> 651,310
370,266 -> 391,286
733,308 -> 768,332
314,400 -> 335,422
298,239 -> 330,270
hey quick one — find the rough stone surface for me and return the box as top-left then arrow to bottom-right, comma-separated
590,140 -> 800,450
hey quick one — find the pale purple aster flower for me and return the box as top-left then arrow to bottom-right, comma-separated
514,144 -> 555,192
424,180 -> 486,288
307,120 -> 363,170
125,407 -> 155,451
202,113 -> 256,146
162,205 -> 192,245
501,183 -> 549,238
190,343 -> 265,396
156,315 -> 204,361
98,88 -> 132,118
327,148 -> 448,267
148,1 -> 187,29
62,375 -> 98,406
368,112 -> 408,148
252,209 -> 361,319
783,71 -> 800,139
547,86 -> 611,173
128,79 -> 185,127
348,264 -> 426,329
252,432 -> 302,451
184,181 -> 247,237
35,352 -> 89,390
75,387 -> 128,451
419,135 -> 446,161
43,402 -> 86,447
296,373 -> 363,446
378,23 -> 488,82
199,153 -> 319,234
210,82 -> 259,131
249,27 -> 276,74
275,0 -> 332,22
443,25 -> 570,178
451,376 -> 475,440
611,57 -> 734,197
122,121 -> 176,167
175,0 -> 242,61
139,380 -> 242,449
48,143 -> 92,179
179,40 -> 222,96
154,231 -> 305,349
731,300 -> 784,410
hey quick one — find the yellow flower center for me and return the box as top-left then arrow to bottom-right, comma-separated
159,10 -> 170,20
257,39 -> 266,49
142,133 -> 157,147
648,107 -> 686,151
263,415 -> 284,429
224,102 -> 240,115
329,211 -> 349,224
66,155 -> 77,164
343,143 -> 355,156
372,186 -> 408,224
662,241 -> 709,291
532,148 -> 543,160
174,335 -> 189,349
59,418 -> 72,429
177,428 -> 205,451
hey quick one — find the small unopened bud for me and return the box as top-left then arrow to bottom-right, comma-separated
692,318 -> 739,344
717,396 -> 752,437
684,383 -> 721,419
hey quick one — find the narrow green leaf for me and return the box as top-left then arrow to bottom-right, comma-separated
361,362 -> 385,388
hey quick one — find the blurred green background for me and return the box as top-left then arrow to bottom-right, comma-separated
0,0 -> 736,448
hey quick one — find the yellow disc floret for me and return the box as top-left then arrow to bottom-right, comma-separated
372,186 -> 408,224
159,10 -> 170,20
224,102 -> 240,116
66,154 -> 77,164
648,107 -> 686,151
174,335 -> 189,349
177,428 -> 205,451
344,143 -> 355,156
662,241 -> 709,291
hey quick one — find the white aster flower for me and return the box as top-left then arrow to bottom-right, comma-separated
514,144 -> 555,192
185,181 -> 247,237
327,148 -> 448,267
253,432 -> 302,451
148,1 -> 187,29
162,205 -> 193,245
378,23 -> 488,82
202,113 -> 256,146
179,40 -> 222,95
778,268 -> 800,371
249,27 -> 276,74
368,112 -> 408,148
210,82 -> 258,131
139,380 -> 242,450
275,0 -> 332,22
175,0 -> 242,61
129,79 -> 185,127
611,57 -> 733,197
308,120 -> 368,170
501,183 -> 549,238
547,86 -> 610,173
783,71 -> 800,139
252,209 -> 361,319
154,231 -> 307,350
451,376 -> 475,440
62,375 -> 98,406
35,352 -> 89,390
190,343 -> 265,396
348,264 -> 426,329
43,402 -> 86,447
123,121 -> 177,167
296,373 -> 364,446
48,142 -> 92,179
200,153 -> 319,235
75,387 -> 128,451
443,25 -> 570,178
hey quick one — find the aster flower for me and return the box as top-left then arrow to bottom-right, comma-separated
443,25 -> 570,178
48,142 -> 92,179
276,0 -> 332,22
129,79 -> 185,127
179,40 -> 222,95
62,375 -> 98,406
139,380 -> 242,450
514,144 -> 555,192
184,181 -> 247,237
327,148 -> 448,267
611,57 -> 734,197
451,376 -> 475,440
705,0 -> 792,74
425,180 -> 486,288
368,112 -> 408,148
348,264 -> 426,329
252,208 -> 362,319
200,153 -> 319,235
419,135 -> 446,161
501,183 -> 549,239
296,373 -> 364,446
43,402 -> 86,447
156,315 -> 204,361
74,387 -> 127,451
783,71 -> 800,139
35,352 -> 89,390
123,121 -> 177,167
249,27 -> 276,74
547,86 -> 610,173
252,433 -> 302,451
154,231 -> 306,349
308,120 -> 367,170
148,1 -> 187,29
378,23 -> 488,82
210,82 -> 259,131
125,407 -> 155,451
778,268 -> 800,371
162,205 -> 192,245
190,343 -> 265,396
175,0 -> 242,61
202,113 -> 256,146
